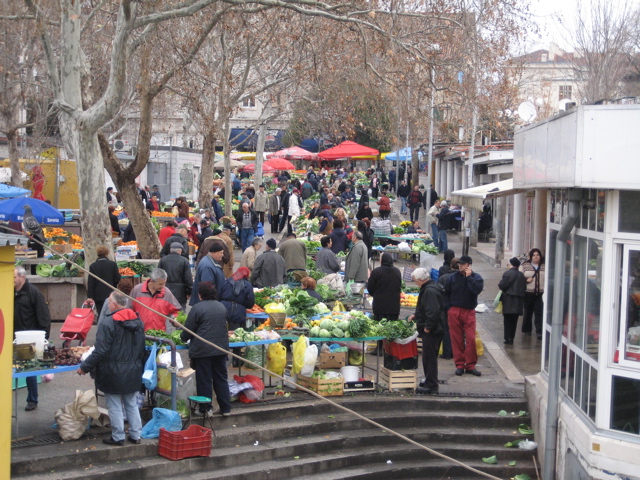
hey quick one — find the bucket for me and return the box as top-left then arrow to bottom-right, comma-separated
341,366 -> 360,383
15,330 -> 48,359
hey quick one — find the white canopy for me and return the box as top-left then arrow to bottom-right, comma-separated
450,178 -> 524,210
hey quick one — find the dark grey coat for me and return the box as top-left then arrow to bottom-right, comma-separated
181,300 -> 229,357
157,252 -> 193,305
498,267 -> 527,315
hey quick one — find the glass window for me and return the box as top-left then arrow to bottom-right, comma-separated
618,247 -> 640,365
619,191 -> 640,233
611,375 -> 640,435
559,85 -> 572,100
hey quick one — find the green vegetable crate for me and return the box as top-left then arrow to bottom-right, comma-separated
297,374 -> 344,397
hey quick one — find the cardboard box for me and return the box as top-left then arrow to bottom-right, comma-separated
297,374 -> 344,397
51,244 -> 73,254
318,352 -> 347,369
343,373 -> 376,392
188,244 -> 196,256
116,245 -> 138,257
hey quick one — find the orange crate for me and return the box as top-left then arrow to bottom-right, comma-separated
158,425 -> 212,461
383,339 -> 418,360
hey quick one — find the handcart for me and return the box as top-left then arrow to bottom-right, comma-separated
60,301 -> 95,348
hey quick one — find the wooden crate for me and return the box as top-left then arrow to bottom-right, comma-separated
379,367 -> 417,391
51,244 -> 73,254
15,249 -> 38,259
297,374 -> 344,397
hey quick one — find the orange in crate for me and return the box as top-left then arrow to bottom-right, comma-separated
158,425 -> 212,461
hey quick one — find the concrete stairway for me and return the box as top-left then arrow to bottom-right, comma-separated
12,395 -> 539,480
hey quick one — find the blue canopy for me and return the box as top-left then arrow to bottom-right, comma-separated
385,147 -> 424,162
0,197 -> 64,224
0,183 -> 30,199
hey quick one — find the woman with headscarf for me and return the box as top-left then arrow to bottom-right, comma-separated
356,202 -> 374,221
366,252 -> 402,354
357,220 -> 374,259
498,257 -> 527,345
358,187 -> 370,212
329,218 -> 349,254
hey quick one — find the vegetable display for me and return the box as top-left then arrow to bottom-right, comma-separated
145,329 -> 184,346
254,288 -> 278,308
374,319 -> 416,341
116,261 -> 155,276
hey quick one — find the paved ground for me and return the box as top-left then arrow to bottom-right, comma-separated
10,184 -> 542,449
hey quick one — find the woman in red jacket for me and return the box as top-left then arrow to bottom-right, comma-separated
376,191 -> 391,219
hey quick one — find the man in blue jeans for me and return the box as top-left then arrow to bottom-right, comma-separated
14,267 -> 51,412
436,201 -> 450,253
397,180 -> 410,215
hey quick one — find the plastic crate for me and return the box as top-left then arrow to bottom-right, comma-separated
383,339 -> 418,360
383,353 -> 419,371
158,425 -> 212,461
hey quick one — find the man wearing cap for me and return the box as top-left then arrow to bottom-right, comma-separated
160,224 -> 189,259
251,238 -> 286,287
218,225 -> 235,277
196,227 -> 232,277
191,243 -> 226,306
498,257 -> 527,345
278,233 -> 307,273
254,184 -> 269,225
444,255 -> 484,376
235,202 -> 259,253
158,242 -> 194,310
151,185 -> 162,202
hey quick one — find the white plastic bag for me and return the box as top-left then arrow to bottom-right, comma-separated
300,344 -> 318,377
81,346 -> 94,361
394,331 -> 419,345
397,242 -> 412,253
158,349 -> 184,369
419,252 -> 437,270
475,303 -> 489,313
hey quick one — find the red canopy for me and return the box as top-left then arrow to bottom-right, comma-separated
243,162 -> 275,173
264,157 -> 296,170
317,141 -> 379,160
267,147 -> 317,161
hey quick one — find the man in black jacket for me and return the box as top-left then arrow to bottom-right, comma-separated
78,292 -> 145,445
367,252 -> 402,355
160,224 -> 189,258
158,243 -> 194,309
410,267 -> 446,394
397,180 -> 410,215
235,202 -> 259,253
87,246 -> 121,320
14,267 -> 51,411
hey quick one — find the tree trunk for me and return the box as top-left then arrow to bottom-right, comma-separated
6,129 -> 23,188
99,134 -> 162,259
255,123 -> 266,187
411,151 -> 419,191
222,122 -> 233,217
199,130 -> 216,208
72,127 -> 112,266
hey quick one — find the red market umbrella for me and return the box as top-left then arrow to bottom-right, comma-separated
243,162 -> 275,173
267,147 -> 317,161
317,140 -> 380,160
264,157 -> 296,170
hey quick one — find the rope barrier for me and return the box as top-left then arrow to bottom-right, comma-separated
10,226 -> 504,480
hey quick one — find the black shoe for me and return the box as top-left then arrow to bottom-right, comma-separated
504,339 -> 513,345
127,437 -> 141,445
103,437 -> 125,446
416,386 -> 439,395
455,368 -> 464,376
25,402 -> 37,411
418,379 -> 426,388
465,369 -> 482,377
439,355 -> 452,360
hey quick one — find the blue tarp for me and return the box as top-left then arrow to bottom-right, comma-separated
0,183 -> 30,198
385,147 -> 424,161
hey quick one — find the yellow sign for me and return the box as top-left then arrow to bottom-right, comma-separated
0,246 -> 15,480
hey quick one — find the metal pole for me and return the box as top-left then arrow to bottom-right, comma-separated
543,189 -> 581,480
425,66 -> 435,228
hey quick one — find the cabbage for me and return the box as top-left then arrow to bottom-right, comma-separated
332,328 -> 344,338
338,320 -> 350,331
319,319 -> 334,331
309,326 -> 321,337
319,329 -> 332,338
314,302 -> 330,314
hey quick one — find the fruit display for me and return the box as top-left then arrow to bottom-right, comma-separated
54,346 -> 92,365
400,293 -> 418,307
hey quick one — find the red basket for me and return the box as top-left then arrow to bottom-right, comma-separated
158,425 -> 212,461
383,339 -> 418,360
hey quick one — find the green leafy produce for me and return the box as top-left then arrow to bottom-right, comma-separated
36,264 -> 53,277
319,319 -> 334,331
175,311 -> 187,325
314,302 -> 330,314
315,284 -> 337,302
504,441 -> 521,448
309,326 -> 321,337
319,329 -> 331,338
286,290 -> 319,319
375,319 -> 416,340
332,328 -> 344,338
481,456 -> 498,464
336,251 -> 347,258
518,424 -> 534,435
498,410 -> 508,416
311,370 -> 327,379
302,240 -> 321,251
393,227 -> 405,234
513,475 -> 532,480
411,241 -> 439,254
254,288 -> 278,308
347,310 -> 372,338
508,461 -> 517,466
145,329 -> 185,346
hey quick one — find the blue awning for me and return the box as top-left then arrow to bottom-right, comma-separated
229,129 -> 286,151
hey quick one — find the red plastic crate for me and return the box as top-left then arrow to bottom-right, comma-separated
383,339 -> 418,360
158,425 -> 212,461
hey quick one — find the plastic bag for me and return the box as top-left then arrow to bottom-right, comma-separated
228,379 -> 254,397
243,345 -> 264,368
55,390 -> 101,441
493,291 -> 503,308
397,242 -> 412,253
494,301 -> 503,314
419,252 -> 437,270
476,331 -> 484,356
349,349 -> 364,366
142,343 -> 157,391
395,331 -> 419,345
234,374 -> 265,403
141,408 -> 183,439
157,347 -> 184,369
266,342 -> 287,376
300,344 -> 318,377
333,300 -> 346,312
292,335 -> 308,374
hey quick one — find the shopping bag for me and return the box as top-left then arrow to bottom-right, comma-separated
475,331 -> 484,356
142,343 -> 158,390
494,301 -> 503,314
493,291 -> 503,308
156,346 -> 181,391
266,342 -> 287,376
55,390 -> 101,441
300,344 -> 318,377
234,374 -> 265,403
141,408 -> 182,439
292,335 -> 308,375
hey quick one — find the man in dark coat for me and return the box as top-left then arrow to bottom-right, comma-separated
158,242 -> 194,309
251,238 -> 286,287
78,292 -> 145,445
87,245 -> 121,319
14,266 -> 51,411
388,169 -> 396,193
397,180 -> 410,215
191,243 -> 226,306
160,224 -> 189,258
367,252 -> 402,321
498,257 -> 527,345
410,268 -> 447,394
